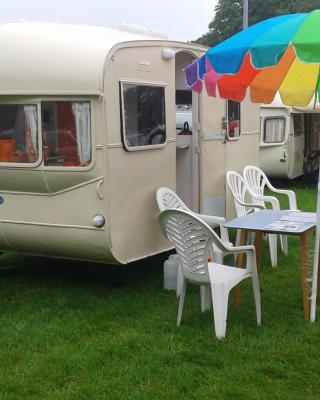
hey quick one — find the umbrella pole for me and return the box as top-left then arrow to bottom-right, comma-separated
243,0 -> 248,29
310,169 -> 320,321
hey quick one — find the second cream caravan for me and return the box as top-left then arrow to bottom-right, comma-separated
260,94 -> 320,179
0,22 -> 260,265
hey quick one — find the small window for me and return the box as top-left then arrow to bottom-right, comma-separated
264,117 -> 285,143
227,100 -> 240,139
121,83 -> 166,148
0,104 -> 39,163
42,101 -> 91,167
176,90 -> 192,106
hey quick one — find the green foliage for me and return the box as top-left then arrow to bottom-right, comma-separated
195,0 -> 320,47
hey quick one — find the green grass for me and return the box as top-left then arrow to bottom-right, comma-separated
0,179 -> 319,399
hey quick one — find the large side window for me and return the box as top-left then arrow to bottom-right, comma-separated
42,101 -> 91,167
0,104 -> 38,163
263,117 -> 285,143
227,100 -> 240,139
121,83 -> 166,149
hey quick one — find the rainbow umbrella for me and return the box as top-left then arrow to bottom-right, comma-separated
184,10 -> 320,321
185,10 -> 320,107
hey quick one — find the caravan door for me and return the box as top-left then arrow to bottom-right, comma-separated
225,98 -> 260,217
199,91 -> 260,218
199,90 -> 227,217
289,113 -> 305,179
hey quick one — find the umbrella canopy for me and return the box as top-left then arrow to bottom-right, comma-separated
185,10 -> 320,107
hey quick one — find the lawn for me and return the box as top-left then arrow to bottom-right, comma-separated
0,180 -> 319,399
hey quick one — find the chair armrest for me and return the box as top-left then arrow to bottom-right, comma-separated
223,244 -> 255,254
234,197 -> 265,211
222,244 -> 258,273
269,188 -> 297,210
196,213 -> 225,227
265,182 -> 298,210
196,214 -> 230,243
252,194 -> 280,210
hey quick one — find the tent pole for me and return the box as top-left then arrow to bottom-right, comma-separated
310,169 -> 320,321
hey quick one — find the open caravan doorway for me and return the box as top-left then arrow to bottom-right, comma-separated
175,51 -> 199,211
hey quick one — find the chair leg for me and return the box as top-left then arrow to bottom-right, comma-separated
251,274 -> 261,325
280,235 -> 288,255
200,285 -> 211,312
176,263 -> 183,298
247,232 -> 255,245
177,278 -> 187,326
211,283 -> 229,339
268,233 -> 278,267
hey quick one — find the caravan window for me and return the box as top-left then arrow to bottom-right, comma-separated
41,101 -> 91,167
293,114 -> 304,136
227,100 -> 240,139
121,83 -> 166,149
0,104 -> 39,164
264,117 -> 285,143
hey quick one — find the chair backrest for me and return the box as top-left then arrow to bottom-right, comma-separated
243,165 -> 269,196
159,209 -> 226,284
156,187 -> 190,212
243,165 -> 269,207
226,170 -> 251,217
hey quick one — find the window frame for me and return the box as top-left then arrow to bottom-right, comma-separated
0,97 -> 95,170
0,100 -> 42,168
226,100 -> 241,141
120,80 -> 167,152
262,116 -> 287,145
40,98 -> 94,171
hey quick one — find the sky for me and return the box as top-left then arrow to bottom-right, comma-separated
2,0 -> 217,42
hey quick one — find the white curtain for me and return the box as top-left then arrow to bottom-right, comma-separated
72,102 -> 91,165
265,118 -> 285,143
24,105 -> 38,158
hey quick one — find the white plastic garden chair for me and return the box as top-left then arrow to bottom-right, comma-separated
225,170 -> 280,267
156,186 -> 231,307
243,165 -> 298,256
156,187 -> 230,261
158,209 -> 261,339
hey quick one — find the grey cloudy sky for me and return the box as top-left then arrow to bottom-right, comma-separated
2,0 -> 217,42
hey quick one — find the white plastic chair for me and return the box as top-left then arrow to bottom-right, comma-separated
159,209 -> 261,339
243,165 -> 298,256
156,186 -> 231,306
225,170 -> 280,267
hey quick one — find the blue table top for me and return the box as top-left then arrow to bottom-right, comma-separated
224,210 -> 316,234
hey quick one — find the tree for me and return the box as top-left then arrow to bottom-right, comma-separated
195,0 -> 320,47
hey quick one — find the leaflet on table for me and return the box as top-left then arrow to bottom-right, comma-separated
265,220 -> 305,231
279,211 -> 316,223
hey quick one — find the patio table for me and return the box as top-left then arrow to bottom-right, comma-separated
224,210 -> 317,320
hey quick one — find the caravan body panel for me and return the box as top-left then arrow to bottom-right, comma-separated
0,22 -> 260,264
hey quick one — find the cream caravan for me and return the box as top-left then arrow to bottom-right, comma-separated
0,22 -> 260,264
260,94 -> 320,179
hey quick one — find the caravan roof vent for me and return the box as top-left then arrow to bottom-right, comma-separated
118,24 -> 168,39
